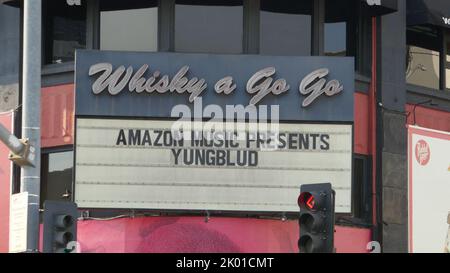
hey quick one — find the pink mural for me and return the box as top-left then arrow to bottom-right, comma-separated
0,113 -> 13,253
73,217 -> 371,253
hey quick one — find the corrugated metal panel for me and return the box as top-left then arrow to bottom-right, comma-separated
0,113 -> 13,253
41,84 -> 74,148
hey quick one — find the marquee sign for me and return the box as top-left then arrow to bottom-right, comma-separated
75,119 -> 352,212
74,50 -> 354,213
75,50 -> 354,122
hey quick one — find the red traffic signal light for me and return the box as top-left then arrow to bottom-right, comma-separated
298,191 -> 327,212
298,192 -> 315,210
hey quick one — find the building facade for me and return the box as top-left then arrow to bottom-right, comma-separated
0,0 -> 449,253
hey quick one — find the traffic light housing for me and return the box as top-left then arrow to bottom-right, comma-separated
298,183 -> 335,253
43,201 -> 78,253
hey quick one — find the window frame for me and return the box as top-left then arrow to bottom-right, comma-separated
41,0 -> 88,66
439,28 -> 445,91
40,146 -> 75,209
406,26 -> 450,92
445,30 -> 450,91
351,154 -> 372,223
42,0 -> 371,75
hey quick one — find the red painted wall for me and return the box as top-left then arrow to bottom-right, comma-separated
41,84 -> 74,148
406,105 -> 450,132
0,113 -> 13,253
354,92 -> 369,155
73,217 -> 371,253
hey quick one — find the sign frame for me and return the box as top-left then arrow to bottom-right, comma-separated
74,50 -> 356,216
72,117 -> 354,215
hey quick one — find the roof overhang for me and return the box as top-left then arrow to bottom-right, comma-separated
407,0 -> 450,29
361,0 -> 398,16
0,0 -> 19,7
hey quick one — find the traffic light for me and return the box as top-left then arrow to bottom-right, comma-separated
43,201 -> 78,253
298,183 -> 335,253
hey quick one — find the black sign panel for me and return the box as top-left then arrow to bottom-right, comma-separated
75,50 -> 355,122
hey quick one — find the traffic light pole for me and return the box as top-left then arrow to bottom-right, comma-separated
21,0 -> 42,253
0,124 -> 26,156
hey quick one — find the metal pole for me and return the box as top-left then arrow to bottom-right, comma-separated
21,0 -> 41,253
0,123 -> 25,155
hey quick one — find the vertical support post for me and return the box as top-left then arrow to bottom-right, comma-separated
21,0 -> 41,253
370,16 -> 379,246
243,0 -> 260,54
312,0 -> 325,56
159,0 -> 175,52
86,0 -> 100,50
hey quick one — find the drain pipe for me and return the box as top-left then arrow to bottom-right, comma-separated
370,16 -> 380,245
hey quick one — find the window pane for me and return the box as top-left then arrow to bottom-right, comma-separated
41,152 -> 73,206
407,26 -> 441,90
352,155 -> 371,222
260,0 -> 312,56
44,0 -> 86,64
100,0 -> 158,52
325,0 -> 356,57
175,0 -> 243,54
447,37 -> 450,63
352,157 -> 363,219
